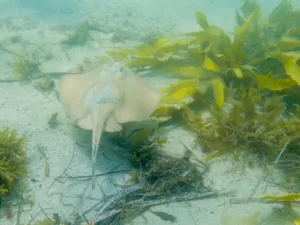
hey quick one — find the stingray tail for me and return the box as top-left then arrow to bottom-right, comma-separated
92,120 -> 103,189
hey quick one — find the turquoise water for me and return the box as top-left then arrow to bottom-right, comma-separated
0,0 -> 299,225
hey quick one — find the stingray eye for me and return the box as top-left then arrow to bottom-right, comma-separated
119,67 -> 124,72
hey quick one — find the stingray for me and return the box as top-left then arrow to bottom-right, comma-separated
59,62 -> 161,188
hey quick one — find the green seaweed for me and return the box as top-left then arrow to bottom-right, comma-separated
61,21 -> 90,46
0,127 -> 27,197
183,88 -> 288,157
112,127 -> 167,169
47,112 -> 59,129
111,125 -> 208,197
7,44 -> 57,80
34,76 -> 55,93
10,58 -> 41,80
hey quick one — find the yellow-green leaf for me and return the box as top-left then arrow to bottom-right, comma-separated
154,36 -> 173,49
135,44 -> 157,56
240,0 -> 261,18
279,36 -> 300,51
211,78 -> 224,109
255,73 -> 296,91
279,53 -> 300,85
160,79 -> 200,95
203,55 -> 220,72
151,105 -> 180,121
161,86 -> 199,104
294,218 -> 300,225
156,39 -> 194,61
231,13 -> 254,65
231,68 -> 243,78
196,12 -> 209,30
261,193 -> 300,202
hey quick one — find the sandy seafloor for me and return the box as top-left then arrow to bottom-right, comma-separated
0,0 -> 298,224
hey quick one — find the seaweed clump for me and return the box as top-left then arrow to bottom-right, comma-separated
34,76 -> 55,93
115,128 -> 208,194
10,59 -> 41,80
0,127 -> 27,197
7,44 -> 56,80
183,87 -> 300,189
61,21 -> 90,46
240,0 -> 300,61
183,88 -> 295,158
47,112 -> 59,129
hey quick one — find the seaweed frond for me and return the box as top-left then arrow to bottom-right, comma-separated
0,127 -> 27,197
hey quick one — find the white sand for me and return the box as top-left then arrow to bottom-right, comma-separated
0,0 -> 295,224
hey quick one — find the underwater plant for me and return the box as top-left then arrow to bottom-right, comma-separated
239,0 -> 300,62
0,127 -> 27,197
112,126 -> 167,170
181,86 -> 300,192
112,125 -> 208,195
8,44 -> 57,80
182,87 -> 300,158
34,76 -> 55,93
107,0 -> 300,121
10,58 -> 41,80
47,112 -> 59,129
61,21 -> 90,46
